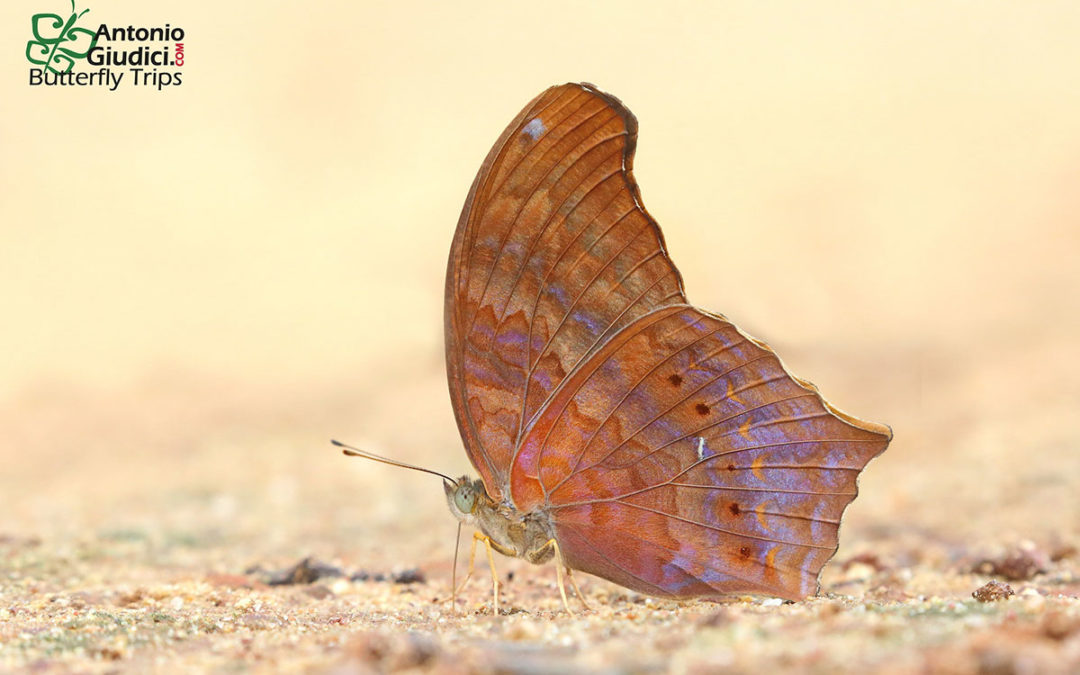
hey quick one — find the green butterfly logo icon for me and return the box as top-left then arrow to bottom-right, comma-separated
26,0 -> 98,73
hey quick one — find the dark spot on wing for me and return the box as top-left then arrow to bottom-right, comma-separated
739,546 -> 751,558
695,403 -> 710,415
727,463 -> 736,471
728,502 -> 741,516
668,374 -> 683,386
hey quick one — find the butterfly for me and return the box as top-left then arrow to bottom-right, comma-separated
342,82 -> 890,613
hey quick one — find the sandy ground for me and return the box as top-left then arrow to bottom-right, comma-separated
3,2 -> 1080,673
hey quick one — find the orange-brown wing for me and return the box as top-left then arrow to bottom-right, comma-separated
445,83 -> 686,499
510,306 -> 891,600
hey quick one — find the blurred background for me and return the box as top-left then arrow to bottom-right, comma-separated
2,1 -> 1078,575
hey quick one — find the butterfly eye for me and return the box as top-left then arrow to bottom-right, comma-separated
454,487 -> 476,513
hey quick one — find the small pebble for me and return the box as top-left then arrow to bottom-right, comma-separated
972,545 -> 1049,581
331,578 -> 351,594
972,580 -> 1013,602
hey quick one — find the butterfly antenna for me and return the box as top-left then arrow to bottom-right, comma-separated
331,439 -> 456,484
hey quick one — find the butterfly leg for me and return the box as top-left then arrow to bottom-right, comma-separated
452,531 -> 501,615
543,538 -> 574,616
566,567 -> 591,611
480,533 -> 500,616
453,530 -> 481,599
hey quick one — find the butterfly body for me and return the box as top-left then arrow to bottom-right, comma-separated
446,476 -> 556,564
444,83 -> 892,602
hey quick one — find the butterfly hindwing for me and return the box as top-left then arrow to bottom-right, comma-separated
445,83 -> 686,498
509,306 -> 891,600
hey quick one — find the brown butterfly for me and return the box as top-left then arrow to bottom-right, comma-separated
343,82 -> 890,614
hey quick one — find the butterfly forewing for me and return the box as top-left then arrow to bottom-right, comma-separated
509,306 -> 891,600
446,83 -> 686,499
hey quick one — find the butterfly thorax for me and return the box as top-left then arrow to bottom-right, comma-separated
445,476 -> 556,564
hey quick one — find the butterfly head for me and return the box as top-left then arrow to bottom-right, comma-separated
444,475 -> 486,523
